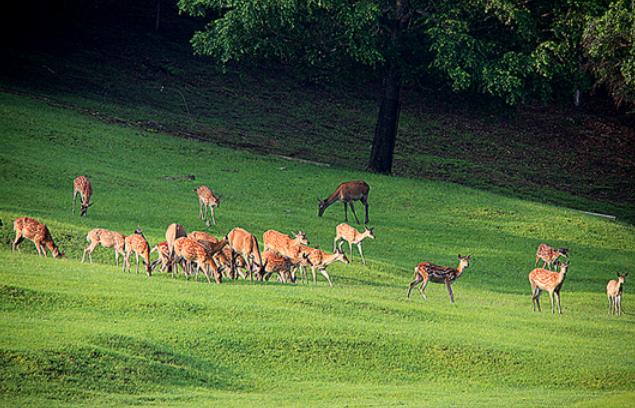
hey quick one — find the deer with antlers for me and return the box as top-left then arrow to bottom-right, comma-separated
123,231 -> 151,276
12,217 -> 63,258
607,273 -> 628,316
529,261 -> 569,315
72,176 -> 93,217
195,185 -> 221,226
82,228 -> 125,265
407,255 -> 472,304
318,180 -> 370,224
535,243 -> 569,270
227,227 -> 267,280
333,223 -> 375,265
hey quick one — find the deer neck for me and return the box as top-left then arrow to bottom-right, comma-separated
456,262 -> 467,277
323,190 -> 340,208
320,252 -> 340,267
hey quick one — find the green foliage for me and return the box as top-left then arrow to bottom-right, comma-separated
1,92 -> 635,406
583,0 -> 635,109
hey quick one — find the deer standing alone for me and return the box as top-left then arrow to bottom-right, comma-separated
535,243 -> 569,270
333,223 -> 375,264
528,262 -> 569,314
407,255 -> 472,303
82,228 -> 125,265
318,181 -> 370,224
72,176 -> 93,217
195,185 -> 221,226
12,217 -> 63,258
607,273 -> 628,316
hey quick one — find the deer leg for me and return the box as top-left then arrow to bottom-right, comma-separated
419,278 -> 429,300
12,233 -> 24,251
362,197 -> 369,224
549,291 -> 555,315
617,295 -> 621,316
135,253 -> 140,274
407,276 -> 422,298
333,237 -> 339,252
318,268 -> 333,288
357,243 -> 366,265
311,266 -> 318,285
72,190 -> 77,213
348,241 -> 353,261
608,295 -> 613,315
349,201 -> 361,224
211,206 -> 216,225
446,280 -> 455,304
556,291 -> 562,314
343,202 -> 348,222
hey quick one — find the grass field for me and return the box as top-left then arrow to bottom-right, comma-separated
1,91 -> 634,406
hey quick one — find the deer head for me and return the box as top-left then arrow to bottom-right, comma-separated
293,231 -> 309,245
334,248 -> 350,264
458,254 -> 471,270
317,198 -> 327,217
558,247 -> 569,257
80,201 -> 94,217
364,227 -> 375,239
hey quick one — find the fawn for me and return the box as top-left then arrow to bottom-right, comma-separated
535,243 -> 569,270
297,245 -> 349,287
408,255 -> 472,303
82,228 -> 125,265
607,273 -> 628,316
528,262 -> 569,314
318,181 -> 370,224
195,185 -> 221,226
12,217 -> 63,258
150,241 -> 170,273
72,176 -> 93,217
333,223 -> 375,264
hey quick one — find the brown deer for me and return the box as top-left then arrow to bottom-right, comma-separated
263,230 -> 311,280
195,185 -> 221,226
150,241 -> 170,273
165,223 -> 187,271
407,255 -> 472,304
535,243 -> 569,270
123,232 -> 151,276
528,262 -> 569,314
188,231 -> 219,244
262,250 -> 296,283
227,227 -> 266,280
72,176 -> 93,217
607,273 -> 628,316
12,217 -> 63,258
333,223 -> 375,264
173,236 -> 222,283
82,228 -> 125,265
297,245 -> 349,287
318,181 -> 370,224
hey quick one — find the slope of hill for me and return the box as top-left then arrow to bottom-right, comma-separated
0,92 -> 634,406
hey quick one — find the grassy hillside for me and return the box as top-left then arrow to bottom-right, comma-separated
1,4 -> 633,222
1,92 -> 634,406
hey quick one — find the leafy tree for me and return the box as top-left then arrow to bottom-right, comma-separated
178,0 -> 612,174
583,0 -> 635,109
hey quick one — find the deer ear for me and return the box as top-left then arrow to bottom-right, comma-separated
458,254 -> 462,259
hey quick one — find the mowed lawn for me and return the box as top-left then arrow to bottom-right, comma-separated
0,92 -> 634,407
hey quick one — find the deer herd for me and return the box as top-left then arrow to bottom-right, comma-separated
8,177 -> 629,316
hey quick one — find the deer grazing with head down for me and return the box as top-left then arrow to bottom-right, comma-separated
12,217 -> 63,258
318,180 -> 370,224
195,185 -> 221,226
172,236 -> 223,283
227,227 -> 266,280
150,241 -> 170,273
123,231 -> 151,276
72,176 -> 93,217
528,261 -> 569,315
333,223 -> 375,265
535,243 -> 569,270
82,228 -> 125,265
607,273 -> 628,316
407,255 -> 472,304
263,229 -> 310,280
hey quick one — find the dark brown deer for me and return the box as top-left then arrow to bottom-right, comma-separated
407,255 -> 472,303
318,181 -> 370,224
12,217 -> 63,258
72,176 -> 93,217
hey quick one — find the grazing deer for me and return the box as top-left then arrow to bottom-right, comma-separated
123,232 -> 151,276
12,217 -> 63,258
72,176 -> 93,217
407,255 -> 472,304
333,223 -> 375,265
298,246 -> 349,287
227,227 -> 266,280
535,243 -> 569,270
318,181 -> 370,224
173,236 -> 222,283
188,231 -> 219,244
165,223 -> 187,270
528,262 -> 569,315
195,185 -> 221,226
607,273 -> 628,316
262,250 -> 296,283
150,241 -> 170,273
82,228 -> 125,265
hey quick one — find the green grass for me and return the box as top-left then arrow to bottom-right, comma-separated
0,92 -> 634,407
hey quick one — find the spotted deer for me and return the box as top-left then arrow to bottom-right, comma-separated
72,176 -> 93,217
172,236 -> 222,283
227,227 -> 266,280
297,245 -> 349,287
123,232 -> 151,276
150,241 -> 170,273
333,223 -> 375,264
407,255 -> 472,304
318,180 -> 370,224
12,217 -> 63,258
262,250 -> 295,283
535,243 -> 569,270
263,230 -> 311,281
82,228 -> 125,265
165,223 -> 187,270
528,262 -> 569,315
607,273 -> 628,316
195,185 -> 221,226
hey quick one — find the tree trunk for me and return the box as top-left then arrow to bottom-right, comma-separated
367,59 -> 402,174
155,0 -> 161,32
